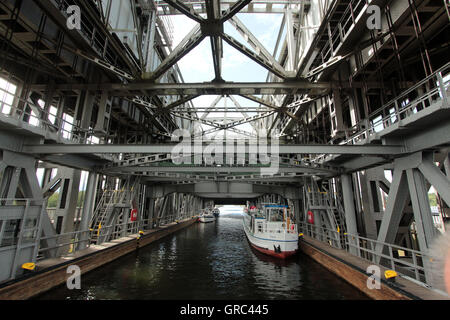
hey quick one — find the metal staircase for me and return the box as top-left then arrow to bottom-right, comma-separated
304,178 -> 346,247
90,177 -> 141,244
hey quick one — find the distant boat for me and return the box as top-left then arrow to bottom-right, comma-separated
199,209 -> 215,223
243,204 -> 298,259
212,208 -> 220,218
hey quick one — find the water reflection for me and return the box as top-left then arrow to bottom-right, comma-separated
36,216 -> 368,300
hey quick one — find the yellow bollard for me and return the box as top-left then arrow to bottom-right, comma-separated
385,270 -> 398,284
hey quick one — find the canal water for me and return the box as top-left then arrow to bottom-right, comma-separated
36,215 -> 368,300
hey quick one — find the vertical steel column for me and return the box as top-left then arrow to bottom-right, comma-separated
94,92 -> 111,133
341,173 -> 358,255
54,167 -> 81,256
406,168 -> 437,284
330,89 -> 345,137
78,172 -> 98,250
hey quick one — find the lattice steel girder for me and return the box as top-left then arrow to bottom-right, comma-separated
192,127 -> 259,139
220,0 -> 253,22
221,32 -> 287,79
239,94 -> 297,121
136,171 -> 305,181
223,111 -> 276,129
161,0 -> 205,23
141,176 -> 302,183
103,166 -> 330,174
22,144 -> 404,155
169,113 -> 225,129
194,127 -> 223,138
146,24 -> 205,80
163,95 -> 201,111
228,95 -> 258,130
200,96 -> 223,120
228,16 -> 286,76
226,127 -> 258,138
30,81 -> 333,96
239,95 -> 280,110
156,0 -> 299,15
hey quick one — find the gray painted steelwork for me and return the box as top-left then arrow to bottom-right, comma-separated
0,0 -> 449,297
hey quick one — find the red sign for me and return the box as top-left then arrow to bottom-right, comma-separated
307,211 -> 314,224
130,209 -> 138,222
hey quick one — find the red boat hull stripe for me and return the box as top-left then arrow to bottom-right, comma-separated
249,241 -> 297,259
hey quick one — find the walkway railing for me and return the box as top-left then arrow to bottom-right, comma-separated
38,229 -> 91,258
37,213 -> 197,260
298,222 -> 433,287
0,98 -> 91,143
343,62 -> 450,146
310,0 -> 369,78
311,62 -> 450,164
0,198 -> 46,280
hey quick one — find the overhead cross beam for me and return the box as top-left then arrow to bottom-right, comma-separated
22,144 -> 404,155
30,81 -> 332,96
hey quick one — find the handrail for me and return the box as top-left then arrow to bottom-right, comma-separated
298,222 -> 433,286
310,62 -> 450,163
368,61 -> 450,119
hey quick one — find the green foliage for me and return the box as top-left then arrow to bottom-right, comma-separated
428,193 -> 437,206
47,192 -> 59,208
46,190 -> 86,208
77,191 -> 85,207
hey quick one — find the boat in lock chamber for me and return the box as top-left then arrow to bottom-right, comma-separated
212,208 -> 220,218
243,204 -> 298,259
199,209 -> 216,223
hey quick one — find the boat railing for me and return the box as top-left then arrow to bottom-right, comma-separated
263,221 -> 298,235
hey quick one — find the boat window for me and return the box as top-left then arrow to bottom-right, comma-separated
269,208 -> 284,222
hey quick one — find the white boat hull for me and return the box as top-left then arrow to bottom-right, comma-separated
243,213 -> 298,258
199,216 -> 215,223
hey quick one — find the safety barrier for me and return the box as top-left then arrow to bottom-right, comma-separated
310,61 -> 450,164
298,222 -> 433,286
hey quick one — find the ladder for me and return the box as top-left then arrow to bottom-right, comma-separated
304,178 -> 346,247
90,177 -> 141,244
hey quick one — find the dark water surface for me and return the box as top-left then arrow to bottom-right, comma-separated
36,216 -> 369,300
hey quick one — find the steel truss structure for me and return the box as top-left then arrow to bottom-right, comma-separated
0,0 -> 449,296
